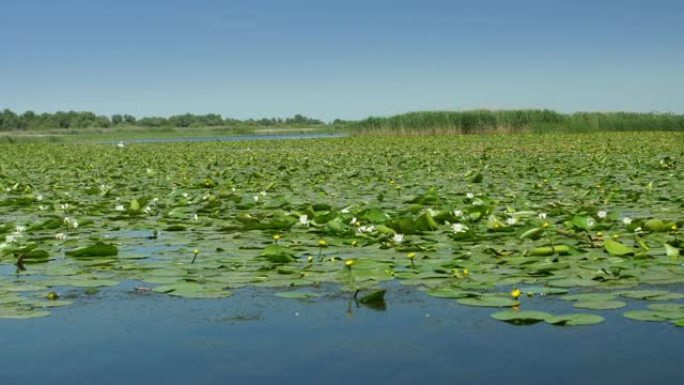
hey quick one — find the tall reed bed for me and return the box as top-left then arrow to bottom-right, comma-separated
349,110 -> 684,135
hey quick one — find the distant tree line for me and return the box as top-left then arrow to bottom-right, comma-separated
0,109 -> 325,131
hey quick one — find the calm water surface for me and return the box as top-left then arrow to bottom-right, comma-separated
1,282 -> 681,385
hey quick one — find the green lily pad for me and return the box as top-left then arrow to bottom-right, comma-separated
617,290 -> 676,300
491,310 -> 552,325
545,314 -> 605,326
425,288 -> 476,299
647,303 -> 684,312
457,296 -> 519,308
604,239 -> 635,256
623,310 -> 683,322
518,286 -> 569,296
261,244 -> 296,263
562,293 -> 617,302
66,243 -> 118,258
548,278 -> 600,288
153,282 -> 231,298
573,300 -> 627,310
275,291 -> 321,299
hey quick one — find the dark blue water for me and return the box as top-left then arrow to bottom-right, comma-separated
111,132 -> 346,144
1,283 -> 681,385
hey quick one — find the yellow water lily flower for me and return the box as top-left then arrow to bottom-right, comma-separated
511,288 -> 521,300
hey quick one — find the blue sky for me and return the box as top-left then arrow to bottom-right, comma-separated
1,0 -> 683,120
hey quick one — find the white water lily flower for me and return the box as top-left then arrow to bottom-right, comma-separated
453,209 -> 463,217
452,223 -> 468,233
60,203 -> 70,211
622,217 -> 632,225
634,226 -> 642,232
506,217 -> 517,226
597,210 -> 607,219
427,208 -> 438,217
466,192 -> 474,199
357,225 -> 376,234
252,195 -> 259,202
5,234 -> 18,244
55,232 -> 67,241
39,205 -> 47,211
182,192 -> 189,198
36,194 -> 43,201
538,212 -> 547,220
340,207 -> 351,214
350,217 -> 358,225
117,141 -> 125,148
115,204 -> 125,211
63,217 -> 78,229
299,214 -> 309,225
259,191 -> 267,197
393,233 -> 404,244
15,225 -> 26,233
586,218 -> 596,228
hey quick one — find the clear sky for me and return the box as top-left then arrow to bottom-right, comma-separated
2,0 -> 683,120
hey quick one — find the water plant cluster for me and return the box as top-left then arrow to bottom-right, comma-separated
0,132 -> 682,326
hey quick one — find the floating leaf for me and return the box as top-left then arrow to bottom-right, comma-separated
623,310 -> 683,322
358,289 -> 386,304
66,243 -> 118,258
617,290 -> 676,300
604,239 -> 635,256
457,296 -> 519,308
545,314 -> 605,326
562,293 -> 617,302
548,278 -> 600,288
573,300 -> 626,310
491,310 -> 552,325
260,244 -> 296,263
275,292 -> 320,299
664,243 -> 680,258
0,308 -> 51,319
643,219 -> 666,232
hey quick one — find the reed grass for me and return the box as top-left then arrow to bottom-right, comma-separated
349,109 -> 684,135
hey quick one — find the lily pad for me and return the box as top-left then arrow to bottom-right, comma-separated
66,243 -> 118,258
573,300 -> 627,310
545,314 -> 605,326
457,296 -> 519,308
623,310 -> 683,322
275,292 -> 321,299
604,239 -> 635,256
0,307 -> 51,319
491,310 -> 552,325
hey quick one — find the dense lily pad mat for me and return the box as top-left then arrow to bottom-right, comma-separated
0,132 -> 683,325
